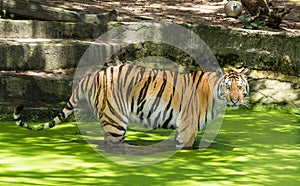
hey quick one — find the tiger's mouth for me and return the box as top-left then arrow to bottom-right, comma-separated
226,99 -> 248,109
226,102 -> 240,109
227,104 -> 240,109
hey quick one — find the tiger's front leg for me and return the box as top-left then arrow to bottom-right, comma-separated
175,121 -> 198,150
175,94 -> 199,150
175,107 -> 198,150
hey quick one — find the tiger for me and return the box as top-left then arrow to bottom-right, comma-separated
14,64 -> 249,150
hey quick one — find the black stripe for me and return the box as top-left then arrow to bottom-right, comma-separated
152,68 -> 158,81
18,121 -> 25,127
15,105 -> 24,114
205,106 -> 208,124
192,71 -> 197,82
106,100 -> 127,124
112,84 -> 123,114
14,117 -> 21,121
94,71 -> 102,97
156,71 -> 167,98
139,66 -> 146,78
115,91 -> 126,116
101,69 -> 108,113
125,77 -> 135,101
148,96 -> 164,119
102,120 -> 126,131
178,103 -> 182,114
148,74 -> 167,115
94,72 -> 101,110
137,99 -> 146,115
131,97 -> 135,112
133,71 -> 141,87
137,76 -> 152,105
146,107 -> 153,119
162,109 -> 173,129
87,73 -> 96,99
153,112 -> 161,128
117,64 -> 124,81
123,65 -> 134,87
58,112 -> 65,120
116,65 -> 127,115
105,132 -> 123,138
163,95 -> 172,120
110,66 -> 114,85
172,72 -> 178,95
49,120 -> 56,128
139,112 -> 144,121
195,71 -> 205,90
65,101 -> 73,110
82,74 -> 91,93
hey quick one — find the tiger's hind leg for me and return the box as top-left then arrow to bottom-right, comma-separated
99,117 -> 128,154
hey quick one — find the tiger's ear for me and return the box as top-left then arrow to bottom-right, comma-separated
240,68 -> 250,76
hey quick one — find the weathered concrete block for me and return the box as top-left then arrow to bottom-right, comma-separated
0,39 -> 90,71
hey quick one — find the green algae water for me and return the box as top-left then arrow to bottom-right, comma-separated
0,109 -> 299,185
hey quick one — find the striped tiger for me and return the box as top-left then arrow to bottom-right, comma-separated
14,65 -> 249,149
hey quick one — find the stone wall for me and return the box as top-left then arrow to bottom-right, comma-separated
0,20 -> 299,115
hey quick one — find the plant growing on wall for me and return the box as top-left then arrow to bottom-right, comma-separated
0,9 -> 14,19
241,0 -> 292,28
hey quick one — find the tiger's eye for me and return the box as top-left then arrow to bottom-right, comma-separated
226,83 -> 231,89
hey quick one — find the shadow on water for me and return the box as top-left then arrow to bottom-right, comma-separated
0,109 -> 299,185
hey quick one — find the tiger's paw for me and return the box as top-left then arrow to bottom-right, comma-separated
175,140 -> 194,150
104,141 -> 125,154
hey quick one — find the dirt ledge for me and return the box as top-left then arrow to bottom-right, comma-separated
24,0 -> 300,34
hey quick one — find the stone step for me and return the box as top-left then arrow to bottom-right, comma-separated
0,70 -> 73,114
0,38 -> 127,71
0,71 -> 73,117
0,38 -> 86,71
0,19 -> 119,39
1,21 -> 299,75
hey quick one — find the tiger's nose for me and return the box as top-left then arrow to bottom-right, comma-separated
231,99 -> 238,104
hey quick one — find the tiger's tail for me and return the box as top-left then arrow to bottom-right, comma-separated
13,100 -> 75,131
13,70 -> 96,131
13,69 -> 99,131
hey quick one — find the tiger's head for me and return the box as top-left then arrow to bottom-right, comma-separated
219,69 -> 250,109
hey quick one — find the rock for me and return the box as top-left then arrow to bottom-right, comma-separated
250,79 -> 299,106
224,1 -> 243,17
